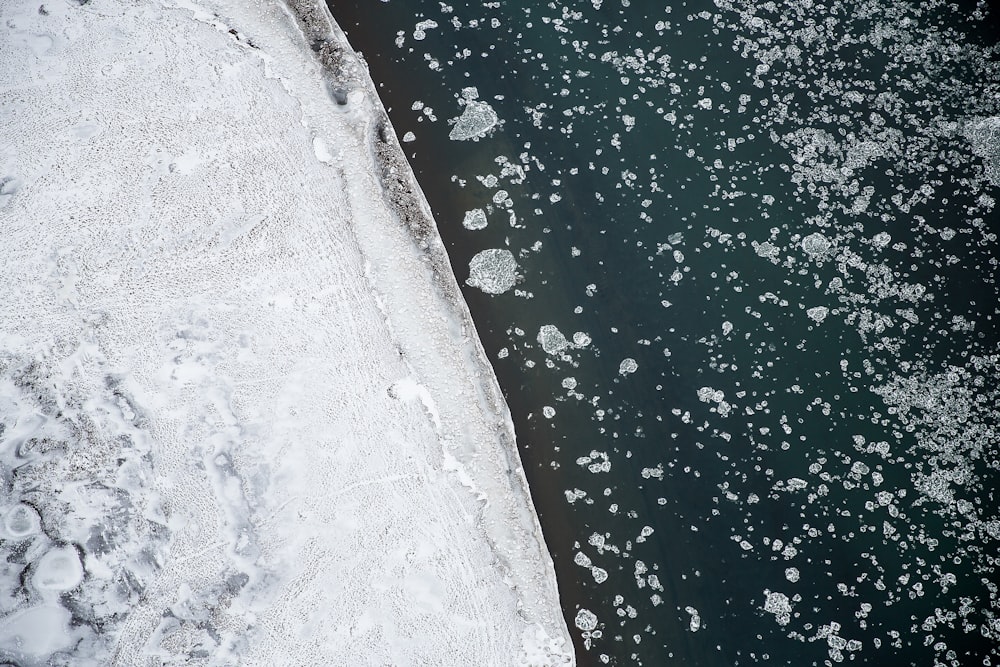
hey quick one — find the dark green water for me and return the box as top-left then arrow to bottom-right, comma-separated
330,0 -> 1000,664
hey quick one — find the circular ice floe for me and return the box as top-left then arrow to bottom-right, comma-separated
618,358 -> 638,375
575,608 -> 598,631
3,504 -> 40,538
32,546 -> 84,593
801,232 -> 831,256
462,208 -> 488,230
466,248 -> 518,294
538,325 -> 569,355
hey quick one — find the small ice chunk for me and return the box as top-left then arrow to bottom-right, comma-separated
4,504 -> 40,538
467,248 -> 518,294
538,325 -> 569,354
806,306 -> 829,323
785,567 -> 800,583
685,606 -> 701,632
575,608 -> 598,631
573,332 -> 592,347
413,19 -> 438,41
542,406 -> 556,418
462,208 -> 488,230
402,131 -> 416,143
619,358 -> 638,375
763,590 -> 792,625
449,100 -> 500,141
801,232 -> 831,256
872,231 -> 892,248
32,546 -> 84,593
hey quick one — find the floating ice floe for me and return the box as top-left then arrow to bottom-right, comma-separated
412,19 -> 438,41
449,100 -> 500,141
538,325 -> 570,354
685,606 -> 702,632
806,306 -> 829,323
801,232 -> 831,256
467,248 -> 518,294
618,358 -> 638,375
575,608 -> 599,631
462,207 -> 488,230
763,590 -> 793,626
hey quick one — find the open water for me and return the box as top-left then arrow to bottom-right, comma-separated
329,0 -> 1000,664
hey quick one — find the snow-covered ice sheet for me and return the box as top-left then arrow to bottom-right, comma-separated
0,0 -> 572,664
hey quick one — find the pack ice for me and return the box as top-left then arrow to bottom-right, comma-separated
0,0 -> 572,664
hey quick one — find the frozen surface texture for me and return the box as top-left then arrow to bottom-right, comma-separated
0,0 -> 572,664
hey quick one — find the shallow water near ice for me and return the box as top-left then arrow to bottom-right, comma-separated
334,0 -> 1000,664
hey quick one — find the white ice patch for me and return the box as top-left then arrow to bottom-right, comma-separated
462,207 -> 488,230
538,325 -> 570,355
618,358 -> 638,375
449,100 -> 500,141
575,608 -> 598,631
32,547 -> 84,594
312,136 -> 334,164
801,232 -> 831,256
402,131 -> 416,143
807,306 -> 829,323
685,606 -> 701,632
467,248 -> 518,294
389,377 -> 442,431
763,590 -> 793,626
0,605 -> 82,661
3,504 -> 40,538
413,19 -> 438,41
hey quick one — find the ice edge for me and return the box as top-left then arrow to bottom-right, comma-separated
282,0 -> 575,661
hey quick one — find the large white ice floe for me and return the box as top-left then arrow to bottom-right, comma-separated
467,248 -> 520,294
449,88 -> 501,141
0,0 -> 572,664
